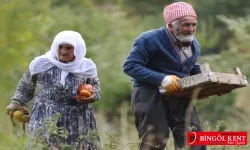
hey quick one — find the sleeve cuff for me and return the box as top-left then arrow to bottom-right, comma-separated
11,100 -> 23,105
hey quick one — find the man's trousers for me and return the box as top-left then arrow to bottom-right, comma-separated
131,85 -> 206,150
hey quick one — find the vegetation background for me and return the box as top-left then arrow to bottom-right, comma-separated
0,0 -> 249,149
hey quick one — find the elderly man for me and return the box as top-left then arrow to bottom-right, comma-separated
123,2 -> 206,150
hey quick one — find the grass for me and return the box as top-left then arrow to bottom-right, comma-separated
0,101 -> 250,150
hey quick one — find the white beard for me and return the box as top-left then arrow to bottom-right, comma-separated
175,34 -> 195,42
172,24 -> 196,42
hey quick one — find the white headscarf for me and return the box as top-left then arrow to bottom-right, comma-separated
29,30 -> 97,86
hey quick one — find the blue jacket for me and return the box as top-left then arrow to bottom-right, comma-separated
123,27 -> 201,87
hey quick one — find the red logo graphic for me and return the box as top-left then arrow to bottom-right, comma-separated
187,132 -> 197,145
187,132 -> 248,145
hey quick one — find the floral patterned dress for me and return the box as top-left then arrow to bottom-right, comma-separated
11,66 -> 101,150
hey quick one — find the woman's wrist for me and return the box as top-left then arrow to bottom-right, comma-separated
11,100 -> 22,105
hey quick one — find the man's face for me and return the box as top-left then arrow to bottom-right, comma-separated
58,43 -> 75,63
168,16 -> 197,42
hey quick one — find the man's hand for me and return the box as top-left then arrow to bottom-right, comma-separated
161,75 -> 182,93
75,94 -> 95,104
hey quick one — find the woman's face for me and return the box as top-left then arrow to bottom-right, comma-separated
58,43 -> 75,63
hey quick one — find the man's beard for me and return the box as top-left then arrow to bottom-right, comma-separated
175,33 -> 195,42
173,27 -> 195,42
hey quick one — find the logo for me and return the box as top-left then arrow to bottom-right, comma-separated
187,132 -> 197,145
187,132 -> 248,146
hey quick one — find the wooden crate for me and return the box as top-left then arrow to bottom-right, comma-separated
159,62 -> 248,100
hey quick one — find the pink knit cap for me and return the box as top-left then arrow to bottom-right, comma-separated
163,2 -> 197,24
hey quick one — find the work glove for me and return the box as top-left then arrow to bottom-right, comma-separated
161,75 -> 182,93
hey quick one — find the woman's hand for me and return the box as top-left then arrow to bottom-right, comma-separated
75,94 -> 95,104
6,102 -> 25,116
6,102 -> 30,127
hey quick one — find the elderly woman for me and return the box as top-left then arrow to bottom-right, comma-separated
6,31 -> 101,150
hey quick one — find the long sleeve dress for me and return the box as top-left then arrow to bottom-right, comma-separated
11,66 -> 101,150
